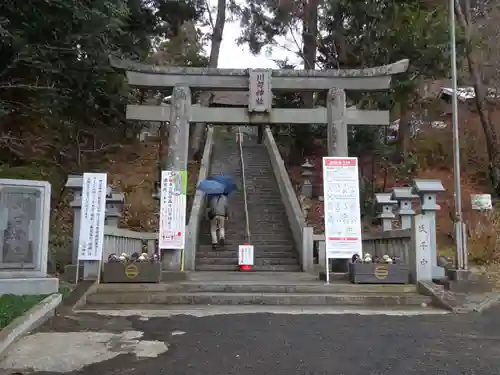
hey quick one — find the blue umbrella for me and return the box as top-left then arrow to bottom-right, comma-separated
197,179 -> 226,195
211,175 -> 237,195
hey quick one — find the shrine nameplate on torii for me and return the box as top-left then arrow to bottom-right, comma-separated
111,58 -> 409,157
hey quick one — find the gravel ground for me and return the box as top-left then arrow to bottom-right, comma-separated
4,307 -> 500,375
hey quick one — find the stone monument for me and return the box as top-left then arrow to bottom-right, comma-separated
0,179 -> 59,295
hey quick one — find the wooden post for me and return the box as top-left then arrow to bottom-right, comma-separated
162,85 -> 191,270
327,88 -> 347,156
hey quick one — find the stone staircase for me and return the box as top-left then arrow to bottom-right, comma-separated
243,142 -> 300,271
195,135 -> 300,271
196,134 -> 247,271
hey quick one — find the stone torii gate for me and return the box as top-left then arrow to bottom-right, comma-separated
110,58 -> 409,269
111,58 -> 409,169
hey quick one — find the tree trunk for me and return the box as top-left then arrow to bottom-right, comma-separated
296,0 -> 319,157
301,0 -> 318,108
396,96 -> 411,162
189,0 -> 226,160
454,0 -> 500,195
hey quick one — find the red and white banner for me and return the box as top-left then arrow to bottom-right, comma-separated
159,170 -> 187,250
322,157 -> 362,259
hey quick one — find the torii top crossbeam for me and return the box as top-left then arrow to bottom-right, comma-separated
110,57 -> 409,91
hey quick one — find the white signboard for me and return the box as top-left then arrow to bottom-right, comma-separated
77,173 -> 107,261
471,194 -> 492,210
322,157 -> 363,259
238,244 -> 254,265
159,170 -> 187,249
248,70 -> 271,113
412,214 -> 432,282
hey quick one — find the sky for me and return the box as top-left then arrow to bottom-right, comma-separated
202,0 -> 302,69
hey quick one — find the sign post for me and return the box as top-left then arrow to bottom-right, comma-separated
76,173 -> 107,284
322,157 -> 363,284
159,170 -> 187,251
238,243 -> 254,271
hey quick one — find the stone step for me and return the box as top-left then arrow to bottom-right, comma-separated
86,291 -> 431,306
196,264 -> 302,272
246,191 -> 280,195
246,226 -> 291,231
199,244 -> 296,251
200,238 -> 294,244
197,251 -> 298,258
247,197 -> 282,201
94,282 -> 419,294
196,257 -> 299,266
217,238 -> 294,244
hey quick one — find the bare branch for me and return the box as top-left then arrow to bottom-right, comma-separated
79,144 -> 123,153
0,84 -> 57,90
204,0 -> 216,30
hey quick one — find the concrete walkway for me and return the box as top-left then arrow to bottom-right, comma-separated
1,305 -> 500,374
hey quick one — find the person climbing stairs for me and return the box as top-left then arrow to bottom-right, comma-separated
196,129 -> 300,271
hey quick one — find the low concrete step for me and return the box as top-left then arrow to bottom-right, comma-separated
86,291 -> 431,306
94,282 -> 419,294
196,264 -> 301,271
196,257 -> 299,266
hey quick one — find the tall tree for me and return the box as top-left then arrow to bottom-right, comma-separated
454,0 -> 500,195
318,0 -> 451,158
0,0 -> 205,173
189,0 -> 228,160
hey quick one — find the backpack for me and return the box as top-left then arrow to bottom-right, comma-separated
208,196 -> 221,220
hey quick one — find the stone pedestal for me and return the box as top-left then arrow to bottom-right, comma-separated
412,179 -> 446,279
0,277 -> 59,296
410,214 -> 433,283
0,179 -> 58,296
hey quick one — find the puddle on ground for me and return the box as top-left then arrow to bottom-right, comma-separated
0,330 -> 168,373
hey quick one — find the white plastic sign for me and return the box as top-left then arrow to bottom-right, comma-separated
238,244 -> 254,265
77,173 -> 107,261
471,194 -> 492,211
322,157 -> 363,259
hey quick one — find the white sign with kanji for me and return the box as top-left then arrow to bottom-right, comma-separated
322,157 -> 362,259
471,194 -> 492,211
248,69 -> 271,113
412,214 -> 432,282
238,244 -> 254,265
159,170 -> 187,250
78,173 -> 107,261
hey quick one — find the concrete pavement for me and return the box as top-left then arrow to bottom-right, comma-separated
1,306 -> 500,374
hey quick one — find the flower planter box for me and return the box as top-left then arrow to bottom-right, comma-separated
102,262 -> 161,283
349,263 -> 409,284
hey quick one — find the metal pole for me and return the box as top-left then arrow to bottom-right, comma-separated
450,0 -> 465,270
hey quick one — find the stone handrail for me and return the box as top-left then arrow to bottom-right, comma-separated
263,126 -> 314,272
184,126 -> 215,270
313,229 -> 412,265
238,127 -> 251,244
